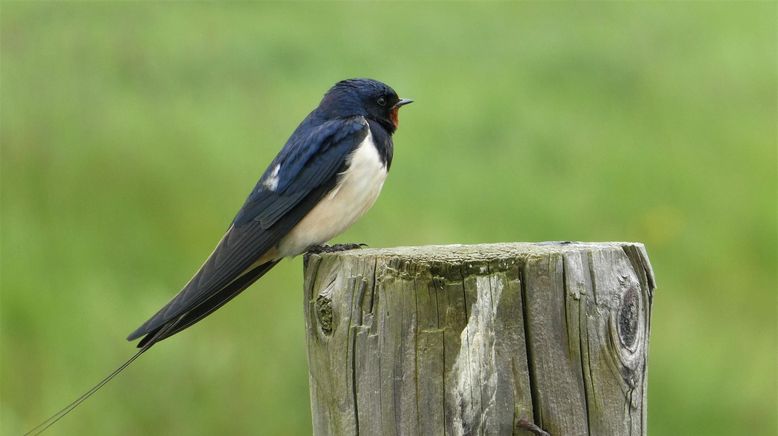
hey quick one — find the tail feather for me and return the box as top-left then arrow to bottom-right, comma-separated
24,321 -> 176,436
137,260 -> 280,348
26,260 -> 280,435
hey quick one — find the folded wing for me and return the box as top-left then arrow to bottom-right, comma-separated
127,116 -> 368,347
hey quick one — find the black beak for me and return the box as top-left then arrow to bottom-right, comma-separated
394,98 -> 413,108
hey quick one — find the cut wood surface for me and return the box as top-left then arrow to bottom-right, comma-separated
303,242 -> 656,436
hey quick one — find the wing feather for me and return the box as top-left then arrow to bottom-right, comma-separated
127,116 -> 368,344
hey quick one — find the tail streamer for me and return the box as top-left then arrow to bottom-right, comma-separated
24,320 -> 179,435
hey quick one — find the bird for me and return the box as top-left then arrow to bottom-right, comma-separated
128,78 -> 412,347
26,78 -> 412,435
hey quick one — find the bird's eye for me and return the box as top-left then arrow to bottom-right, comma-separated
377,97 -> 386,106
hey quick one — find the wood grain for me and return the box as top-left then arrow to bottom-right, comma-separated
303,243 -> 655,436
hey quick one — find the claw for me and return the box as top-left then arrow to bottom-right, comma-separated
306,243 -> 367,254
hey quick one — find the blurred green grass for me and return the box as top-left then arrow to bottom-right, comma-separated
1,2 -> 775,435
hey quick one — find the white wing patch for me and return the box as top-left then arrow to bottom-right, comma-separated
263,164 -> 281,191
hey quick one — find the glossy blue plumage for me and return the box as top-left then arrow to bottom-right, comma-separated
128,78 -> 407,346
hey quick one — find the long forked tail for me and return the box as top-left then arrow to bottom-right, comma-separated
134,259 -> 281,348
25,260 -> 281,435
23,321 -> 177,436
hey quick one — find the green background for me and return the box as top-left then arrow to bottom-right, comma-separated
2,2 -> 775,435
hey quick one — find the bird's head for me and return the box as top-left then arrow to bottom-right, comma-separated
319,78 -> 413,133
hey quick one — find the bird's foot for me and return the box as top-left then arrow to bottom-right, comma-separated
517,419 -> 550,436
306,243 -> 367,254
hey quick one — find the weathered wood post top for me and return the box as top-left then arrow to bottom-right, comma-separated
303,242 -> 656,436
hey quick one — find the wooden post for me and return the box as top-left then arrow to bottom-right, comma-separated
303,242 -> 655,436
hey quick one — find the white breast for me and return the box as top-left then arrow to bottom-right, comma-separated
277,127 -> 387,257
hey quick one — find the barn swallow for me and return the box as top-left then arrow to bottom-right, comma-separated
26,78 -> 412,435
128,78 -> 411,347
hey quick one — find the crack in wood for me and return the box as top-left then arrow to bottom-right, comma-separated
519,263 -> 543,432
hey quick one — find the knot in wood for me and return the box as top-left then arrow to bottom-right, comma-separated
618,285 -> 640,350
315,295 -> 333,336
